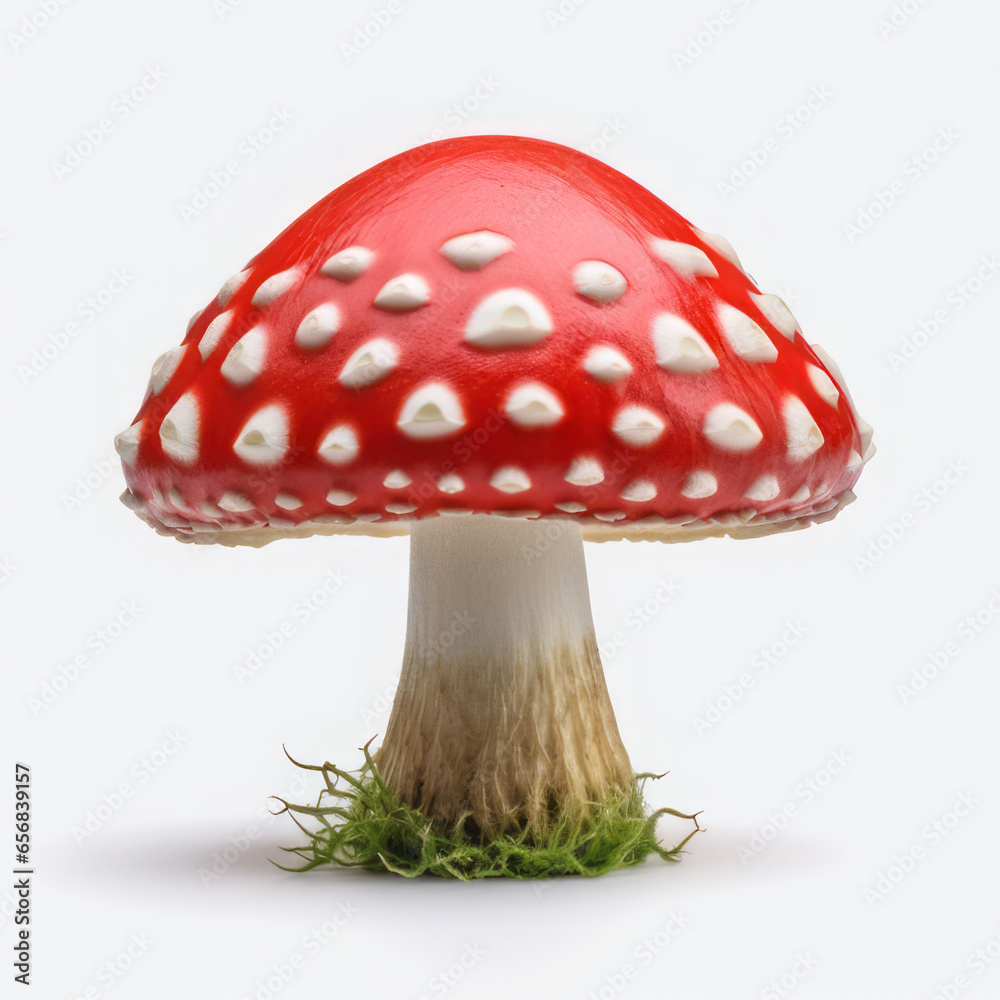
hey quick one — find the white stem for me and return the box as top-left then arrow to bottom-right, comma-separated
378,515 -> 633,834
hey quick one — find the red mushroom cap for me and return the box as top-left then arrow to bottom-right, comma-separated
116,135 -> 873,546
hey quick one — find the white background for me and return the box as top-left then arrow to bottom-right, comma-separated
4,1 -> 999,997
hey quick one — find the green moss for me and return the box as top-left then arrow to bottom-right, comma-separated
273,743 -> 702,879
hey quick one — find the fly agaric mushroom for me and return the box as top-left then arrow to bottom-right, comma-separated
116,135 -> 873,876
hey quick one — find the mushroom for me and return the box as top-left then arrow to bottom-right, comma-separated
115,135 -> 873,875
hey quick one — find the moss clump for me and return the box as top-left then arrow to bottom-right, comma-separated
272,742 -> 702,880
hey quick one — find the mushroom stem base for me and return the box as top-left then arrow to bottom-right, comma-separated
377,515 -> 633,836
276,745 -> 702,879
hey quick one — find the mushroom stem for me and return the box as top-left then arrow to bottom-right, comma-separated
378,515 -> 633,835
